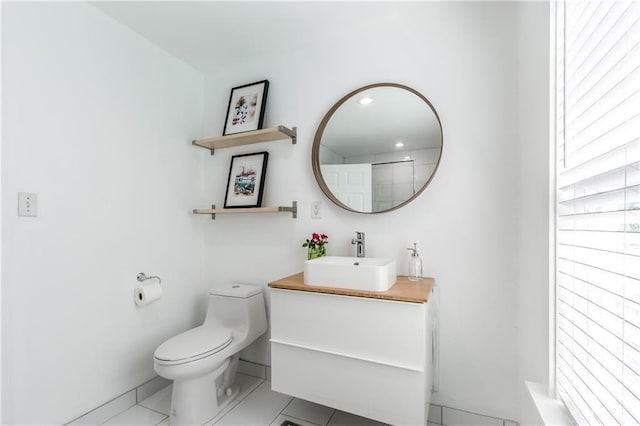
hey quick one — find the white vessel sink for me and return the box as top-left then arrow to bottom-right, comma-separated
303,256 -> 397,292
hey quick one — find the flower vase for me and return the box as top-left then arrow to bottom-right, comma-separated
307,246 -> 326,260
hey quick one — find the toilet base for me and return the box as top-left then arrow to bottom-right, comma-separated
168,356 -> 240,425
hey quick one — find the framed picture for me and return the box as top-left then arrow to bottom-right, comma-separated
224,152 -> 269,208
223,80 -> 269,136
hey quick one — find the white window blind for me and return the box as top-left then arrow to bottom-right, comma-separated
555,1 -> 640,425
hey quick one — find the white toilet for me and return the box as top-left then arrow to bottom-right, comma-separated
153,283 -> 267,425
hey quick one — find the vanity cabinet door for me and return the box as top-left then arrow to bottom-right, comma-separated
270,288 -> 431,426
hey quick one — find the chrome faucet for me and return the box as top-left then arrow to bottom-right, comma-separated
351,232 -> 365,258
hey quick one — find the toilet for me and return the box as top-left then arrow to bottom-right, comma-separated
153,283 -> 267,425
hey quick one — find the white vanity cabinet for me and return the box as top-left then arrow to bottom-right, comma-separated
269,274 -> 434,426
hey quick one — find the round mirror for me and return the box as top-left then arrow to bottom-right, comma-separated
312,83 -> 443,213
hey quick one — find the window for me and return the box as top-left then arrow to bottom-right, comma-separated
554,1 -> 640,424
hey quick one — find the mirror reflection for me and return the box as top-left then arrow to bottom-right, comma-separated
312,83 -> 443,213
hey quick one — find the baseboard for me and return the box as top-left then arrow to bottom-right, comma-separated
237,358 -> 267,379
65,376 -> 170,425
429,404 -> 519,426
67,360 -> 260,425
67,363 -> 520,426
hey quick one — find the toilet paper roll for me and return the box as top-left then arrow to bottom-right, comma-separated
134,282 -> 163,307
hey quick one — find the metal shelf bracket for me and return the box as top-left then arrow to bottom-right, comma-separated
278,201 -> 298,218
278,125 -> 297,145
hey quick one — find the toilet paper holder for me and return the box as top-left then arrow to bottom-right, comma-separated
137,272 -> 161,285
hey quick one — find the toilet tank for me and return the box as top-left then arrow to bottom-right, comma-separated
204,283 -> 267,341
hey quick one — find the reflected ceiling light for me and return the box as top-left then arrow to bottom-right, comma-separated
395,141 -> 404,148
403,156 -> 411,160
358,97 -> 373,105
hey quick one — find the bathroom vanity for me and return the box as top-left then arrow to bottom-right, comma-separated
268,273 -> 435,425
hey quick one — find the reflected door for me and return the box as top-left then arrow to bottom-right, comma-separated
320,164 -> 372,212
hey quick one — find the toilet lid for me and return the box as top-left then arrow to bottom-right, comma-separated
154,326 -> 232,362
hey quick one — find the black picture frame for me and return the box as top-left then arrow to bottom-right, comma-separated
223,152 -> 269,208
222,80 -> 269,136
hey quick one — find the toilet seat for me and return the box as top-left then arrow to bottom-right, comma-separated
154,326 -> 232,365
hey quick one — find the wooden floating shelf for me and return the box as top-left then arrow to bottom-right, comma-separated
193,202 -> 297,219
192,126 -> 297,155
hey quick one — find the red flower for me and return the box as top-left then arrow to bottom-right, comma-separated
303,232 -> 329,250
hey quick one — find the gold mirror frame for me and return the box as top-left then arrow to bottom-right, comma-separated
312,82 -> 443,214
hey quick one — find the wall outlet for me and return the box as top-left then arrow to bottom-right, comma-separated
18,192 -> 37,217
311,201 -> 321,219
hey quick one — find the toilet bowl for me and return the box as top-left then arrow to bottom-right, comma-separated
153,283 -> 267,425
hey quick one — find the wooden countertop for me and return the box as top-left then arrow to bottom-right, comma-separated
268,272 -> 434,303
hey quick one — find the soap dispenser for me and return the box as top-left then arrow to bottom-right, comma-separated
407,241 -> 423,282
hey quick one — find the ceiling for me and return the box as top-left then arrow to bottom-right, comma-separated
92,1 -> 410,73
92,2 -> 442,160
322,85 -> 442,158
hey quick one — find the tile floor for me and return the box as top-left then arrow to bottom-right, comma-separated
98,374 -> 394,426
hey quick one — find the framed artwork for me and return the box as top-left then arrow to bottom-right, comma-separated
223,152 -> 269,208
223,80 -> 269,136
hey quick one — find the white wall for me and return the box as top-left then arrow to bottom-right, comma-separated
0,2 -> 4,421
0,2 -> 552,423
200,2 -> 522,420
2,3 -> 206,423
515,2 -> 552,424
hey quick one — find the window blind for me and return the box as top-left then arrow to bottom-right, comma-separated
555,1 -> 640,425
